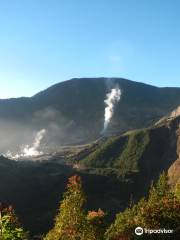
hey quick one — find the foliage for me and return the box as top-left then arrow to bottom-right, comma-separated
0,204 -> 27,240
79,129 -> 150,177
114,130 -> 150,176
87,209 -> 106,240
0,172 -> 179,240
174,179 -> 180,200
148,172 -> 170,201
79,136 -> 127,168
44,175 -> 105,240
105,206 -> 137,240
105,173 -> 180,240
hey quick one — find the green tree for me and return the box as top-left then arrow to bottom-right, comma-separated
87,208 -> 106,240
0,204 -> 27,240
44,175 -> 97,240
174,179 -> 180,199
105,173 -> 180,240
148,171 -> 169,202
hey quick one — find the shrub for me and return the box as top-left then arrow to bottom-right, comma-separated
44,175 -> 103,240
0,204 -> 27,240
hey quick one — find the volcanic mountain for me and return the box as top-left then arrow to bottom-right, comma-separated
0,77 -> 180,153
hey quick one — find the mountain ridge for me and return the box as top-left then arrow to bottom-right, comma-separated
0,77 -> 180,153
1,77 -> 180,102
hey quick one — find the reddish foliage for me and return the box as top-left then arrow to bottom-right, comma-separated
88,209 -> 105,219
67,175 -> 82,189
0,203 -> 14,215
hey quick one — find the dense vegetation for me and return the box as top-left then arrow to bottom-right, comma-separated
105,173 -> 180,240
0,173 -> 179,239
0,204 -> 27,240
44,175 -> 105,240
77,122 -> 175,185
79,129 -> 150,177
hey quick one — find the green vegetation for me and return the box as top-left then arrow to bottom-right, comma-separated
0,204 -> 27,240
79,129 -> 150,177
44,175 -> 105,240
79,136 -> 127,168
1,173 -> 179,239
114,129 -> 150,176
175,180 -> 180,199
105,172 -> 180,240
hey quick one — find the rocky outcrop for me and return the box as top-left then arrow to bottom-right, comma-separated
170,106 -> 180,118
168,121 -> 180,186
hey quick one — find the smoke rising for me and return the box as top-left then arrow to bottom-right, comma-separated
5,129 -> 46,159
102,86 -> 121,133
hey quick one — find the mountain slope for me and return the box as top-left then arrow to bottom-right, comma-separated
0,77 -> 180,152
0,107 -> 180,236
75,107 -> 180,196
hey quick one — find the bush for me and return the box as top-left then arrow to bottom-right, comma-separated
44,175 -> 106,240
0,204 -> 27,240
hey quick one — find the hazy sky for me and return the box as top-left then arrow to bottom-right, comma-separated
0,0 -> 180,98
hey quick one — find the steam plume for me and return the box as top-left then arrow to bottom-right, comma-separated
5,129 -> 46,159
102,87 -> 121,133
22,129 -> 46,157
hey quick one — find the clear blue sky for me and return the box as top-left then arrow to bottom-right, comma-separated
0,0 -> 180,98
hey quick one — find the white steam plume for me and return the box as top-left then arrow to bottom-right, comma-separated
22,129 -> 46,157
5,129 -> 46,159
102,87 -> 121,133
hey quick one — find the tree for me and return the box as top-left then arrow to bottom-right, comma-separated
148,171 -> 170,202
105,172 -> 180,240
44,175 -> 97,240
174,179 -> 180,199
0,204 -> 27,240
87,208 -> 106,240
